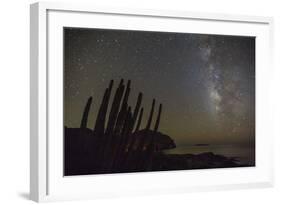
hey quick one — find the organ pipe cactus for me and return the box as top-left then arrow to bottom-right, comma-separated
134,107 -> 143,132
154,104 -> 162,132
75,79 -> 164,173
105,79 -> 125,135
114,80 -> 131,135
146,99 -> 155,130
94,80 -> 113,136
131,92 -> 143,130
80,97 -> 92,128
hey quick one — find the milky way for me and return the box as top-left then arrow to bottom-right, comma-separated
197,35 -> 255,137
64,28 -> 255,146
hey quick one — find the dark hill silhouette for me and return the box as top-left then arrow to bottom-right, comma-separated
132,130 -> 176,151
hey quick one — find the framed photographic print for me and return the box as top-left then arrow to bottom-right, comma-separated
30,2 -> 274,202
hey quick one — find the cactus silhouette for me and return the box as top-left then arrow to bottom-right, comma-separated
65,79 -> 168,175
94,80 -> 113,136
114,80 -> 131,135
154,104 -> 162,132
105,79 -> 125,135
112,106 -> 132,171
80,97 -> 92,128
146,99 -> 155,130
131,92 -> 143,130
134,107 -> 143,132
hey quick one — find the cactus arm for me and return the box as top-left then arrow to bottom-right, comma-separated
80,97 -> 93,128
154,103 -> 162,132
145,99 -> 155,130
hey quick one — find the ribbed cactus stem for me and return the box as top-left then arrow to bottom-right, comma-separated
94,80 -> 114,136
94,88 -> 108,133
131,92 -> 142,130
105,79 -> 125,135
121,106 -> 132,136
134,107 -> 143,132
80,97 -> 93,128
122,80 -> 131,107
114,80 -> 131,135
154,103 -> 162,132
146,99 -> 155,130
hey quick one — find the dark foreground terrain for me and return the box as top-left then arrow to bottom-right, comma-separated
64,127 -> 242,176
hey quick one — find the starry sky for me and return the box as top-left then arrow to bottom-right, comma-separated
64,27 -> 255,147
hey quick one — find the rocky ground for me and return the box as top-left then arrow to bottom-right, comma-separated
150,152 -> 245,172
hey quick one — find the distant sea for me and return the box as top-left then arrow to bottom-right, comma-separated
164,144 -> 255,166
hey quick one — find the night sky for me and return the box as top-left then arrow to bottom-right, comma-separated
64,27 -> 255,147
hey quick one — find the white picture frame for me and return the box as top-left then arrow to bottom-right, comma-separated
30,1 -> 274,202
